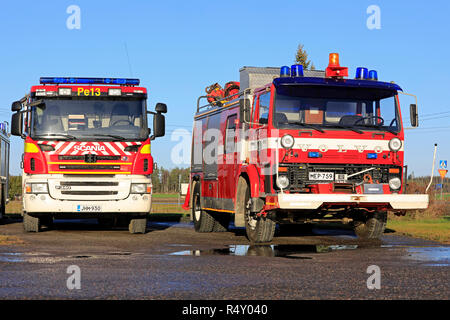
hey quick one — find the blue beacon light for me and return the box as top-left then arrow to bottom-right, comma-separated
290,64 -> 304,77
367,153 -> 378,159
368,70 -> 378,80
39,77 -> 140,85
355,67 -> 368,79
280,66 -> 290,78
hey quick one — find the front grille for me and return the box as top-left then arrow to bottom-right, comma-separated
59,165 -> 120,170
58,155 -> 121,161
60,181 -> 119,187
61,191 -> 118,196
278,164 -> 399,191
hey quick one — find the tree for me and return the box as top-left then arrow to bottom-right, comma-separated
295,44 -> 315,70
8,176 -> 22,200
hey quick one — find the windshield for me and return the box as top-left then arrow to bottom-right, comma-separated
273,86 -> 400,133
30,98 -> 148,141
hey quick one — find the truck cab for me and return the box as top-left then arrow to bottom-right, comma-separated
11,77 -> 166,233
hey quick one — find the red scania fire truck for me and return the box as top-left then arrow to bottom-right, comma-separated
11,77 -> 166,234
189,53 -> 429,243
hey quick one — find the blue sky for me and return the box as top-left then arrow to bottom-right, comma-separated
0,0 -> 449,176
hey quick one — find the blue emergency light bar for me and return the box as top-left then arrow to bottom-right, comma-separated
39,77 -> 140,85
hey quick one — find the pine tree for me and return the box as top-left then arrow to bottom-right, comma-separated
295,44 -> 315,70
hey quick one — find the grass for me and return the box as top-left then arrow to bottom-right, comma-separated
387,217 -> 450,244
5,201 -> 21,214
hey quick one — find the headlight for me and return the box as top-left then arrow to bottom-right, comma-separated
26,183 -> 48,194
276,175 -> 290,189
281,134 -> 295,149
389,177 -> 401,190
389,138 -> 402,152
131,183 -> 151,194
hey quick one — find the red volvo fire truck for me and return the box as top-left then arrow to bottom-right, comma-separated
10,77 -> 166,234
189,53 -> 429,243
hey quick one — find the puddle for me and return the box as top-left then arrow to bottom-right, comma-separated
0,252 -> 24,263
169,244 -> 358,259
405,246 -> 450,266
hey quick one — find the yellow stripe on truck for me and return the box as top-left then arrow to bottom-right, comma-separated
25,143 -> 40,153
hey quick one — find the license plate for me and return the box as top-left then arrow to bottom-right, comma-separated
309,172 -> 334,181
76,205 -> 102,212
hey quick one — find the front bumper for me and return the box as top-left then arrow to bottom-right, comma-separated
23,193 -> 151,213
276,193 -> 429,210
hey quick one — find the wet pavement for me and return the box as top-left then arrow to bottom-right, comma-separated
0,217 -> 449,299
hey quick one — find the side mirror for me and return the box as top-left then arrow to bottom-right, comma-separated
239,98 -> 251,123
155,103 -> 167,114
410,104 -> 418,127
11,112 -> 23,136
153,113 -> 165,138
11,101 -> 22,112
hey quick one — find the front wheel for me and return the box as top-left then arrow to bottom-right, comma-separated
23,213 -> 41,233
129,218 -> 147,234
237,177 -> 275,243
353,211 -> 387,239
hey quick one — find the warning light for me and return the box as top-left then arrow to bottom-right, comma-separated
290,64 -> 304,77
325,53 -> 348,78
368,70 -> 378,80
280,66 -> 290,78
355,67 -> 368,79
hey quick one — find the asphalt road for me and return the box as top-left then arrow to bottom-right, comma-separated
0,216 -> 449,299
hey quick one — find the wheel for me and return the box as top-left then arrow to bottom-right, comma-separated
353,211 -> 387,239
128,218 -> 147,234
23,213 -> 41,232
192,186 -> 215,233
212,213 -> 230,232
238,177 -> 275,243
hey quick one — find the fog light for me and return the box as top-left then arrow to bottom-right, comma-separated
276,175 -> 290,189
389,177 -> 401,190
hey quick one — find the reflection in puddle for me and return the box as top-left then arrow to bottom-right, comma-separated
0,252 -> 24,263
169,244 -> 358,259
405,247 -> 450,266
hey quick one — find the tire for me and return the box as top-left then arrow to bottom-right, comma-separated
212,213 -> 230,232
23,213 -> 41,233
353,211 -> 387,239
128,218 -> 147,234
238,177 -> 275,243
192,186 -> 215,233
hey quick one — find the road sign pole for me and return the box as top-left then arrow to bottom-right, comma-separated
426,143 -> 437,192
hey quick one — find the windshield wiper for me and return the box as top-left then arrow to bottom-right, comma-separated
85,134 -> 127,141
284,121 -> 325,133
323,124 -> 364,134
33,133 -> 76,140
